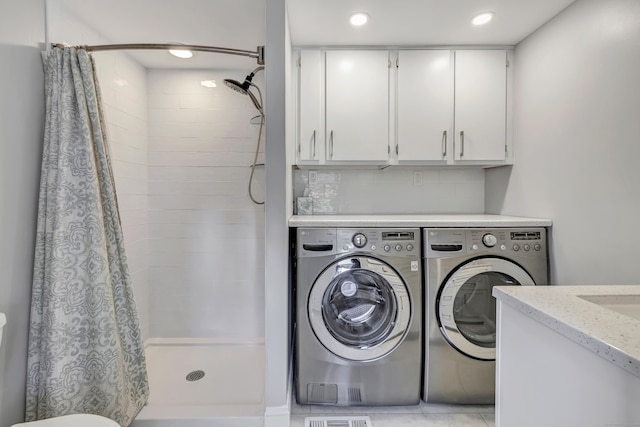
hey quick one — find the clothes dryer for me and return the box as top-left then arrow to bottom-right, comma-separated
423,228 -> 548,404
296,228 -> 422,406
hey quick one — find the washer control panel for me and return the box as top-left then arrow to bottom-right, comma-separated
296,228 -> 420,258
424,228 -> 547,259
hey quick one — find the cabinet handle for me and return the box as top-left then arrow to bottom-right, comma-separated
442,131 -> 447,157
460,131 -> 465,157
329,130 -> 334,159
311,130 -> 316,158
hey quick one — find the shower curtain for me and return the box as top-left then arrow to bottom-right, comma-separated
25,47 -> 148,426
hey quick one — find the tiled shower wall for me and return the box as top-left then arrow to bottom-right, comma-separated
49,1 -> 151,339
95,53 -> 150,340
49,0 -> 151,340
49,2 -> 265,341
147,70 -> 265,339
293,168 -> 485,214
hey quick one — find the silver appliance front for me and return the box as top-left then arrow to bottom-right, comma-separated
423,228 -> 548,404
308,255 -> 411,361
296,228 -> 422,406
437,256 -> 535,361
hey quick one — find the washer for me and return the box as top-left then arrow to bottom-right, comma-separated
423,227 -> 548,404
295,228 -> 422,406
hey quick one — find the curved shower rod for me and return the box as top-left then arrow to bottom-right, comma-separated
50,43 -> 265,65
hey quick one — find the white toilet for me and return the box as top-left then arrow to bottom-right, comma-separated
0,314 -> 120,427
11,414 -> 120,426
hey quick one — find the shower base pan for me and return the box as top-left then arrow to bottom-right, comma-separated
131,338 -> 265,427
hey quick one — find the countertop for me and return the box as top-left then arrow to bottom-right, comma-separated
289,214 -> 552,228
493,285 -> 640,378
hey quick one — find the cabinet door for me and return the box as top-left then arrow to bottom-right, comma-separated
454,50 -> 507,162
397,50 -> 453,162
325,50 -> 390,162
297,50 -> 323,162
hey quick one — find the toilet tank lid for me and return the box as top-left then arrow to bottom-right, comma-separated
11,414 -> 120,427
0,313 -> 5,328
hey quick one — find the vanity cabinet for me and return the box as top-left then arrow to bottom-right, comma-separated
295,49 -> 390,165
396,49 -> 510,165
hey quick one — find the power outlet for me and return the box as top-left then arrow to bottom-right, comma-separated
309,170 -> 318,186
413,171 -> 423,186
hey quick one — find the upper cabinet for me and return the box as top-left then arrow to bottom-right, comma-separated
396,50 -> 453,163
453,50 -> 508,163
296,50 -> 390,165
297,50 -> 323,163
294,48 -> 512,167
325,50 -> 390,162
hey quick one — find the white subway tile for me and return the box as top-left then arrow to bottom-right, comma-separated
149,166 -> 248,181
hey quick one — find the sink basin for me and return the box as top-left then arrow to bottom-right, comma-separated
579,294 -> 640,322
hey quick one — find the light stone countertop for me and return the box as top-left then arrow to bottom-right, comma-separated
289,214 -> 552,228
493,285 -> 640,378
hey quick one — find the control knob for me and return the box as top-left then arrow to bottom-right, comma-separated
352,233 -> 367,248
482,233 -> 498,247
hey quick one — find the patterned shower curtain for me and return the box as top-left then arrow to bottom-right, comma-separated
25,47 -> 149,426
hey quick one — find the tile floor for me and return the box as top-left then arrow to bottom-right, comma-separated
291,401 -> 495,427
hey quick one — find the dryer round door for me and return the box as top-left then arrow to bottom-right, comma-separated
437,257 -> 535,361
308,256 -> 412,361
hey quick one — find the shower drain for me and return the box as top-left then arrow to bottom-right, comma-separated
185,370 -> 205,382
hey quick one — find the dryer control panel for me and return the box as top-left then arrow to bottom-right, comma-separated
424,228 -> 547,260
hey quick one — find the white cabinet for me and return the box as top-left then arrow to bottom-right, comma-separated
297,50 -> 323,163
295,49 -> 390,165
396,50 -> 453,163
396,49 -> 510,165
295,48 -> 510,166
454,50 -> 508,162
325,50 -> 390,162
495,301 -> 640,427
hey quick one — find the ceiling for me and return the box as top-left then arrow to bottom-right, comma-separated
288,0 -> 577,46
55,0 -> 576,70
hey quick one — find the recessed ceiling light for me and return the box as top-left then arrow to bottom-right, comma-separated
350,12 -> 369,26
472,12 -> 495,26
168,49 -> 193,59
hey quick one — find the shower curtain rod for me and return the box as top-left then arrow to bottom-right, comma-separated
51,43 -> 265,65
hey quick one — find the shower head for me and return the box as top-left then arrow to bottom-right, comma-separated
223,66 -> 263,96
224,66 -> 265,114
223,78 -> 251,95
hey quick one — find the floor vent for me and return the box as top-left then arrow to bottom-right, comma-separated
304,416 -> 372,427
185,370 -> 205,382
347,387 -> 362,403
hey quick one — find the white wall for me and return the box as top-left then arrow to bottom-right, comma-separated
147,69 -> 265,339
264,0 -> 291,424
486,0 -> 640,285
0,0 -> 46,424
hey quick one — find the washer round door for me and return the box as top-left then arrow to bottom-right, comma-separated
437,257 -> 535,361
308,256 -> 412,361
